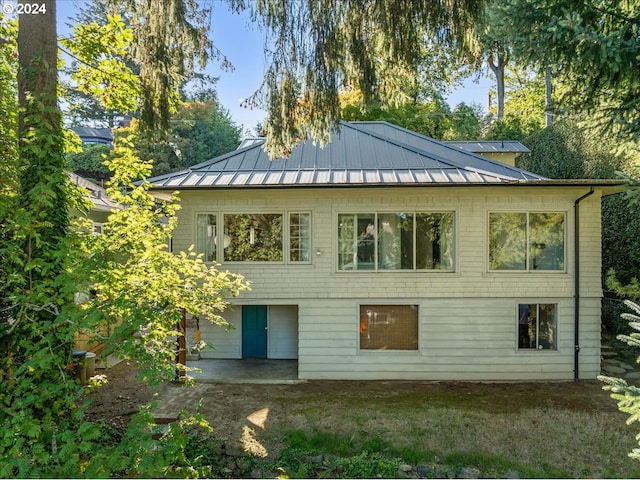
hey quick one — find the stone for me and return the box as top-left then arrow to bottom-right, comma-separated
502,471 -> 520,479
602,365 -> 627,375
459,466 -> 482,478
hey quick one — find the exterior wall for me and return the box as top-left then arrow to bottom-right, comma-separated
172,186 -> 603,380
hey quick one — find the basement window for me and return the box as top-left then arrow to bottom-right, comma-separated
518,303 -> 557,350
359,305 -> 419,351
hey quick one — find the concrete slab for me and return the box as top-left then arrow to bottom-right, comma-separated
186,358 -> 301,384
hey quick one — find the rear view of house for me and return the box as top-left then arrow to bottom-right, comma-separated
148,121 -> 620,381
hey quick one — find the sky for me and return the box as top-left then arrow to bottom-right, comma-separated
56,0 -> 493,135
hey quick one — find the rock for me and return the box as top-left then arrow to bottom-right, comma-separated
459,466 -> 482,478
624,371 -> 640,380
399,464 -> 414,472
306,454 -> 324,463
502,471 -> 520,479
601,365 -> 627,375
417,465 -> 435,477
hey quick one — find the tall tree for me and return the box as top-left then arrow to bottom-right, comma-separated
498,0 -> 640,145
232,0 -> 484,156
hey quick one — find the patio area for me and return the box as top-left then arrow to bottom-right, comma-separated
185,358 -> 300,384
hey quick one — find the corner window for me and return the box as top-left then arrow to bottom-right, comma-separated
195,214 -> 216,262
289,212 -> 311,262
489,212 -> 565,271
338,212 -> 454,271
359,305 -> 419,350
518,303 -> 557,350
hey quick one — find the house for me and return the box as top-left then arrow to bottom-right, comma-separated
68,173 -> 120,234
69,126 -> 113,147
443,140 -> 530,166
147,121 -> 622,381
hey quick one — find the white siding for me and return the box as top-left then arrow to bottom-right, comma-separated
172,186 -> 603,380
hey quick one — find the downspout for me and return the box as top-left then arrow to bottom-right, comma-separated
574,188 -> 594,382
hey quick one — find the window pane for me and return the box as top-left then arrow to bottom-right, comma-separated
290,213 -> 311,262
338,214 -> 375,270
360,305 -> 418,350
378,213 -> 413,270
223,214 -> 282,261
538,304 -> 557,350
529,213 -> 565,271
518,303 -> 557,350
489,213 -> 527,270
416,212 -> 454,270
196,214 -> 216,262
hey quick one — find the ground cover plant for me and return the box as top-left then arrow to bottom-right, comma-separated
90,363 -> 640,478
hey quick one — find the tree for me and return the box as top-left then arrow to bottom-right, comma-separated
232,0 -> 485,156
599,300 -> 640,461
497,0 -> 640,146
0,0 -> 250,475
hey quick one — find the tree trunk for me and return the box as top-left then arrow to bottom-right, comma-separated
17,0 -> 68,288
488,51 -> 506,119
545,66 -> 553,127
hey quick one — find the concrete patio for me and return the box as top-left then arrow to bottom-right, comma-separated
185,358 -> 301,384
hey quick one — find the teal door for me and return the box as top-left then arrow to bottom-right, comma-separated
242,306 -> 268,358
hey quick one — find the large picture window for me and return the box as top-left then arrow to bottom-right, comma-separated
359,305 -> 419,350
338,212 -> 454,271
518,303 -> 557,350
489,212 -> 565,271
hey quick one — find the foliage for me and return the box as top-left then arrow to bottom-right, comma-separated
231,0 -> 484,157
73,135 -> 250,383
65,143 -> 112,183
518,118 -> 625,179
116,0 -> 218,134
498,0 -> 640,147
599,300 -> 640,460
111,100 -> 241,177
60,14 -> 141,116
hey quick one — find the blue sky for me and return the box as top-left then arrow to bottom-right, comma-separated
57,1 -> 492,134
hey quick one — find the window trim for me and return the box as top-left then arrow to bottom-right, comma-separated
336,210 -> 456,273
194,211 -> 312,264
515,301 -> 559,352
487,210 -> 567,273
357,303 -> 421,353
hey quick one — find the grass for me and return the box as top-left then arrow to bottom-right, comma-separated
203,380 -> 640,478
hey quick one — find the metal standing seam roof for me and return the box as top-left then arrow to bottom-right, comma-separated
146,121 -> 548,189
443,140 -> 531,154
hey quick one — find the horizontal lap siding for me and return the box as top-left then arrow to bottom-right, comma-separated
170,187 -> 603,380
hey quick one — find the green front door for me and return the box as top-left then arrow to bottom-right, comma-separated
242,306 -> 268,358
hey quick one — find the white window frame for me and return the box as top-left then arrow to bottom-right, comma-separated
516,302 -> 559,352
336,211 -> 455,272
488,211 -> 567,273
194,211 -> 312,264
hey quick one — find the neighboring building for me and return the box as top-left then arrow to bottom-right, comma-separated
443,140 -> 530,166
147,121 -> 621,381
69,126 -> 113,147
68,173 -> 120,234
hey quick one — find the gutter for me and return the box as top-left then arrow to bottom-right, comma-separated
573,187 -> 594,382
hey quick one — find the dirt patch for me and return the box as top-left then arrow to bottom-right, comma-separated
85,361 -> 619,450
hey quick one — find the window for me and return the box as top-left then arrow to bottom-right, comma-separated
518,303 -> 557,350
489,212 -> 565,271
338,212 -> 454,271
359,305 -> 419,350
224,214 -> 283,261
92,222 -> 104,235
289,213 -> 311,262
195,214 -> 216,262
195,212 -> 311,263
